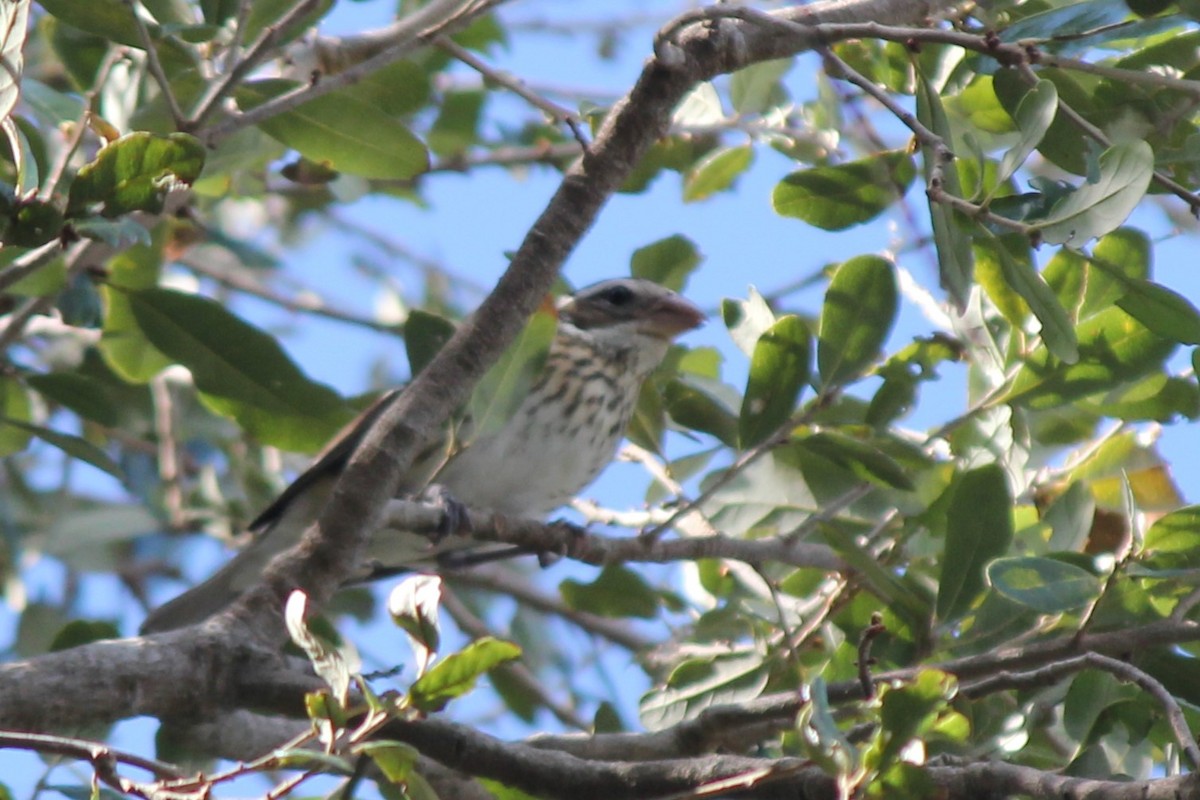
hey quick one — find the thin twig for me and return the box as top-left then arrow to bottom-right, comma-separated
124,0 -> 187,128
436,37 -> 588,148
0,239 -> 65,293
440,586 -> 591,730
197,0 -> 490,143
856,612 -> 886,700
151,374 -> 185,529
43,49 -> 124,197
186,0 -> 328,129
451,566 -> 655,652
961,652 -> 1200,770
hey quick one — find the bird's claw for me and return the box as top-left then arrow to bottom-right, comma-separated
419,484 -> 473,541
536,518 -> 586,566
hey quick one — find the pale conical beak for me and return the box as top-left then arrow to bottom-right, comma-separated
640,294 -> 705,339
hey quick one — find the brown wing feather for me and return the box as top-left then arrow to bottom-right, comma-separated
247,388 -> 402,533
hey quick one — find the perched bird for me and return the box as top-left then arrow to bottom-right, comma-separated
140,278 -> 704,633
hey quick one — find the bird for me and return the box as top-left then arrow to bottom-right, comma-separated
140,277 -> 705,633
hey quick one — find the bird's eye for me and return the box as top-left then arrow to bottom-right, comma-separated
600,284 -> 635,306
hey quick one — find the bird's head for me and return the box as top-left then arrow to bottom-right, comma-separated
557,278 -> 704,375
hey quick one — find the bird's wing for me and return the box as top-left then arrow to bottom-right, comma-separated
247,388 -> 402,534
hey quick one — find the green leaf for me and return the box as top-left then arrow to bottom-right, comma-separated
986,556 -> 1101,613
937,464 -> 1014,622
639,651 -> 768,731
1036,141 -> 1155,245
818,255 -> 897,388
71,216 -> 151,249
67,133 -> 205,218
0,377 -> 32,455
49,619 -> 120,651
799,431 -> 914,491
123,287 -> 351,451
872,670 -> 957,771
916,73 -> 974,308
352,741 -> 419,784
1141,506 -> 1200,572
730,58 -> 790,115
630,235 -> 701,292
410,637 -> 521,712
466,307 -> 556,440
993,80 -> 1058,194
1000,0 -> 1131,42
982,230 -> 1078,363
560,565 -> 660,619
1084,227 -> 1150,317
37,0 -> 145,46
1004,306 -> 1175,409
2,417 -> 121,476
662,378 -> 738,447
739,315 -> 810,449
236,79 -> 428,180
993,67 -> 1093,176
1113,279 -> 1200,345
683,145 -> 753,202
772,150 -> 915,231
428,90 -> 484,157
404,310 -> 456,377
721,288 -> 775,358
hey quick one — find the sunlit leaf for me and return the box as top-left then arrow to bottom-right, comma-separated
67,133 -> 205,218
1004,306 -> 1174,409
986,556 -> 1101,612
721,288 -> 776,358
993,80 -> 1058,192
410,637 -> 521,713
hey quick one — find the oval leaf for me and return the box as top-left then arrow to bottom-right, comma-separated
237,79 -> 429,180
983,231 -> 1078,363
630,235 -> 701,292
987,556 -> 1101,613
67,132 -> 206,218
773,150 -> 916,231
1037,140 -> 1154,246
1004,306 -> 1175,409
739,315 -> 810,449
1115,279 -> 1200,345
994,80 -> 1058,190
123,287 -> 351,451
818,255 -> 898,389
937,464 -> 1014,622
410,637 -> 521,713
799,431 -> 914,491
560,565 -> 660,619
683,145 -> 753,202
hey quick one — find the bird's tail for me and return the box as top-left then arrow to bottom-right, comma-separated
139,535 -> 278,634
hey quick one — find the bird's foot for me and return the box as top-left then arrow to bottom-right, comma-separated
418,484 -> 473,541
539,518 -> 586,566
